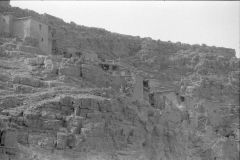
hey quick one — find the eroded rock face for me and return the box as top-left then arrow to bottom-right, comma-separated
0,6 -> 239,160
0,43 -> 239,160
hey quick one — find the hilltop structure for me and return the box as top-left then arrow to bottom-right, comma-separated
0,2 -> 239,160
0,0 -> 10,8
0,13 -> 54,54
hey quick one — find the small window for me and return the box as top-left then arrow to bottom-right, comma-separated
39,24 -> 42,30
41,38 -> 44,42
143,80 -> 149,88
180,96 -> 185,102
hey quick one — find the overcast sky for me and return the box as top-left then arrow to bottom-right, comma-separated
11,1 -> 240,58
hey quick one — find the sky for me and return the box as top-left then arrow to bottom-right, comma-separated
10,1 -> 240,58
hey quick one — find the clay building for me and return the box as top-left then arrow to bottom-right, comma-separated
0,13 -> 54,54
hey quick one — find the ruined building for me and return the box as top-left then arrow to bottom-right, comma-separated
0,13 -> 54,54
0,0 -> 10,8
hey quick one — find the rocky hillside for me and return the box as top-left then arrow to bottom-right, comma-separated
0,3 -> 239,160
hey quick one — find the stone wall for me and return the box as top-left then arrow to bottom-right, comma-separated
0,14 -> 13,35
29,18 -> 50,54
13,18 -> 31,39
0,1 -> 10,7
0,15 -> 8,34
1,14 -> 51,54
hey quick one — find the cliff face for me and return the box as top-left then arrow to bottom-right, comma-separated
0,4 -> 239,160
